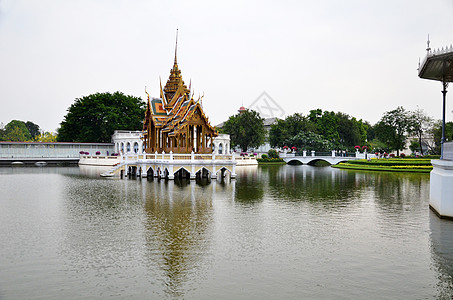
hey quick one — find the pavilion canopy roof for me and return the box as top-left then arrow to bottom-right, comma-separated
419,45 -> 453,82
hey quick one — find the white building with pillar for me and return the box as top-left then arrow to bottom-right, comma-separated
212,134 -> 231,155
112,130 -> 231,156
111,130 -> 144,154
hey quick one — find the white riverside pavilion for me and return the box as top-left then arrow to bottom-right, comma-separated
105,130 -> 236,180
418,40 -> 453,219
111,131 -> 231,156
99,44 -> 236,180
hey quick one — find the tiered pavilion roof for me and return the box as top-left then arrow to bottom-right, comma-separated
143,49 -> 217,154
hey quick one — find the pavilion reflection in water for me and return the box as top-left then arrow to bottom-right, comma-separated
141,177 -> 235,297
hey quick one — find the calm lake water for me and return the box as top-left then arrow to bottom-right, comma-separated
0,165 -> 452,299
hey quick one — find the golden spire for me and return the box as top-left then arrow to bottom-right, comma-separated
163,28 -> 190,106
174,28 -> 178,65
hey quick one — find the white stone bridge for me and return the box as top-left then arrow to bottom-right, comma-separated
280,150 -> 367,165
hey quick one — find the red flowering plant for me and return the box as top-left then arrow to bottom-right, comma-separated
291,146 -> 297,151
283,146 -> 289,150
354,145 -> 361,150
362,146 -> 368,151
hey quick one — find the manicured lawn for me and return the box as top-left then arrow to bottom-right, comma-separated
332,158 -> 433,173
257,158 -> 286,164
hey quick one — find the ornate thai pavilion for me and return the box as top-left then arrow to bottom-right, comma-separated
142,51 -> 217,154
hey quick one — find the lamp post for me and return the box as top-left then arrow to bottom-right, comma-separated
441,80 -> 448,159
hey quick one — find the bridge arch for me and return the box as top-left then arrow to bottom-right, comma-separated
286,159 -> 303,165
282,156 -> 357,165
307,158 -> 332,166
196,167 -> 211,179
216,166 -> 233,178
174,167 -> 191,179
146,166 -> 155,177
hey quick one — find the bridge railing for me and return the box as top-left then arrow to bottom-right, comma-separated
121,151 -> 234,162
280,150 -> 364,158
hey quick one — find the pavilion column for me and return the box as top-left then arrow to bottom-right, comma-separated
157,129 -> 161,152
186,127 -> 189,153
153,127 -> 156,152
192,125 -> 196,153
193,126 -> 196,152
163,133 -> 166,152
210,134 -> 213,152
202,127 -> 205,153
191,125 -> 194,152
179,134 -> 182,152
195,126 -> 199,153
200,126 -> 203,152
154,129 -> 157,152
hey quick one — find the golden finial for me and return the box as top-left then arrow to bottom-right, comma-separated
200,92 -> 204,107
160,77 -> 168,106
145,86 -> 151,108
174,28 -> 179,64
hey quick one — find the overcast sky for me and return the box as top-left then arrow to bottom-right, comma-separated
1,0 -> 452,132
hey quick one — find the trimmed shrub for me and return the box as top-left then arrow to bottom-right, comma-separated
268,149 -> 279,158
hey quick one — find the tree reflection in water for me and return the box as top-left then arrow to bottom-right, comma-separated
235,166 -> 264,204
261,164 -> 366,207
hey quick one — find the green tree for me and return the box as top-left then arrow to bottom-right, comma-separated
25,121 -> 41,140
3,120 -> 32,141
365,121 -> 376,142
57,92 -> 146,143
431,121 -> 453,155
407,109 -> 433,156
269,113 -> 313,148
35,132 -> 57,142
269,110 -> 368,151
317,110 -> 340,144
222,109 -> 265,152
0,122 -> 5,141
336,113 -> 367,149
409,139 -> 420,154
375,106 -> 410,156
289,131 -> 335,151
308,108 -> 322,124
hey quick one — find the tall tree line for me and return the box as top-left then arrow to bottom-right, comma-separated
269,109 -> 368,151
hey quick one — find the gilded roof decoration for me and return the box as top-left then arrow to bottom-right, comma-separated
143,51 -> 217,138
